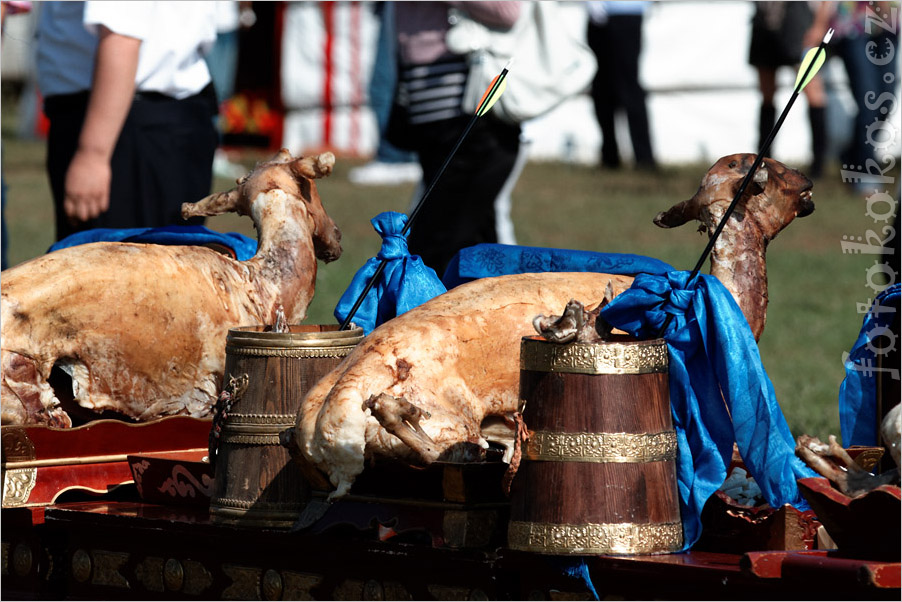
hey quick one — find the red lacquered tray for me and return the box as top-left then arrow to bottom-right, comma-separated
2,416 -> 211,508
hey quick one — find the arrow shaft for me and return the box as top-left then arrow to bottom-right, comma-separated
403,114 -> 479,236
339,64 -> 512,331
405,65 -> 510,235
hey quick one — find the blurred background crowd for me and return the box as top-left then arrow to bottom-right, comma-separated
1,0 -> 900,274
3,2 -> 898,168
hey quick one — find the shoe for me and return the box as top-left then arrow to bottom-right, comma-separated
348,161 -> 422,186
213,149 -> 247,179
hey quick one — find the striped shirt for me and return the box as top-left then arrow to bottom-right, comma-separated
397,57 -> 469,125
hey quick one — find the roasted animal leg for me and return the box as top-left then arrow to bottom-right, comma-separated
365,394 -> 441,463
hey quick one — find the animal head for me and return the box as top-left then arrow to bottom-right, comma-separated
182,150 -> 343,262
653,153 -> 814,241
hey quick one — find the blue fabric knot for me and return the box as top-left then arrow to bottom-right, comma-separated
334,212 -> 446,334
601,271 -> 817,550
666,279 -> 697,313
603,272 -> 698,342
373,212 -> 411,261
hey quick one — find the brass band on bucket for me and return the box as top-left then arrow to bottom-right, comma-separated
225,344 -> 359,358
520,337 -> 668,375
526,430 -> 678,463
219,413 -> 295,445
226,325 -> 364,358
508,520 -> 683,555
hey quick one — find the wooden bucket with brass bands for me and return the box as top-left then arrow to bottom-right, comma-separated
210,324 -> 363,528
509,335 -> 683,555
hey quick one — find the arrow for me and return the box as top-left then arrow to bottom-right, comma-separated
339,60 -> 514,331
655,29 -> 834,339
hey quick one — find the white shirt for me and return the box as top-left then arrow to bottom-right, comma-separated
36,1 -> 217,100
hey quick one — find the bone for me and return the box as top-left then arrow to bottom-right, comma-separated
365,393 -> 440,464
796,434 -> 899,497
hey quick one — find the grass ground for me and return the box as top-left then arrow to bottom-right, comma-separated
1,117 -> 892,443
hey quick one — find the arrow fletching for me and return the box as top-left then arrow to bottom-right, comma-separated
794,47 -> 826,90
476,76 -> 507,116
475,59 -> 512,117
794,28 -> 833,91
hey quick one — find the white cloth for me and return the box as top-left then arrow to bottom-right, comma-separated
213,0 -> 240,33
36,1 -> 216,99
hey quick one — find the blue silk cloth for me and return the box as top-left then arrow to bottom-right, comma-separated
599,271 -> 817,549
334,212 -> 447,334
442,242 -> 674,287
839,283 -> 900,446
49,225 -> 258,261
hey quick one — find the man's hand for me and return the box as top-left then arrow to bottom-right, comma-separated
65,25 -> 140,224
64,148 -> 112,222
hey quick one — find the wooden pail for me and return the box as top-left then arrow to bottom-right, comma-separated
210,324 -> 364,528
508,335 -> 683,555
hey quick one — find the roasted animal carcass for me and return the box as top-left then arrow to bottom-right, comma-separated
296,272 -> 635,497
291,153 -> 815,497
1,150 -> 341,427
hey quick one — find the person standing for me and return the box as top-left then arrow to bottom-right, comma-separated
749,1 -> 827,178
36,1 -> 219,242
390,1 -> 523,277
586,0 -> 657,171
347,1 -> 422,186
805,2 -> 899,185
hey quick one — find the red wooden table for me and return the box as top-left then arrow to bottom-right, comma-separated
3,419 -> 898,600
2,497 -> 898,601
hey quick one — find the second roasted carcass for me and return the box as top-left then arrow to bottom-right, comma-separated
292,154 -> 815,497
2,151 -> 341,427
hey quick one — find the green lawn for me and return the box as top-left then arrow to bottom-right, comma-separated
1,129 -> 888,443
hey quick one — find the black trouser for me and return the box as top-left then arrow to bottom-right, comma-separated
587,14 -> 655,169
405,114 -> 521,278
45,85 -> 218,242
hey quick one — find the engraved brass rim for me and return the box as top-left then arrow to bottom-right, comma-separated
526,430 -> 677,463
225,345 -> 359,358
508,520 -> 683,555
520,336 -> 668,375
219,412 -> 294,444
218,432 -> 288,446
227,325 -> 364,350
224,413 -> 295,426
